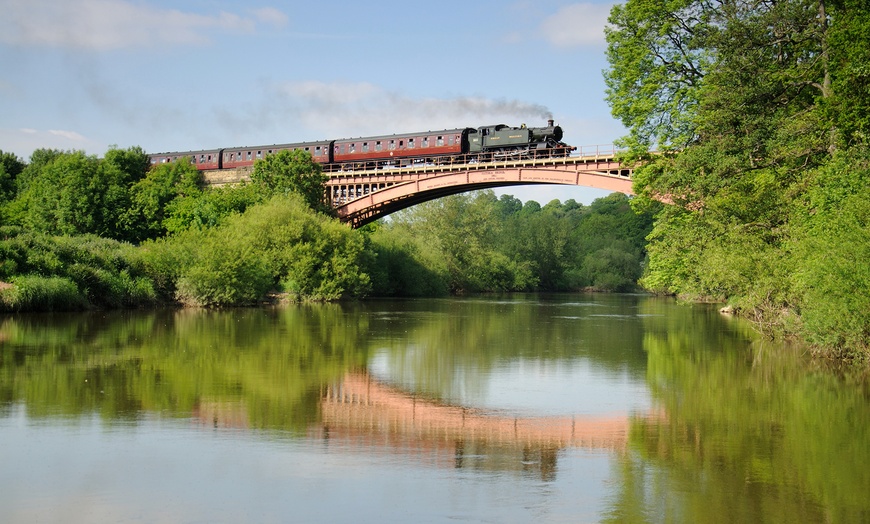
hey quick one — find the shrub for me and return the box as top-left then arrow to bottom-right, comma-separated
0,275 -> 88,312
174,234 -> 273,307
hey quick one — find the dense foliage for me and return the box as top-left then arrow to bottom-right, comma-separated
605,0 -> 870,361
0,148 -> 355,308
0,142 -> 653,309
366,191 -> 655,295
0,227 -> 156,311
141,194 -> 370,306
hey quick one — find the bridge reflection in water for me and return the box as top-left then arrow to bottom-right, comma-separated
311,372 -> 633,480
193,372 -> 637,479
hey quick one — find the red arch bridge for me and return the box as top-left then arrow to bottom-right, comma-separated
203,145 -> 634,228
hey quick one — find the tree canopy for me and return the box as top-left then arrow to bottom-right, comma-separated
605,0 -> 870,360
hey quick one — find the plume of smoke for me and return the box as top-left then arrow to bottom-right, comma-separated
448,97 -> 553,121
223,81 -> 557,141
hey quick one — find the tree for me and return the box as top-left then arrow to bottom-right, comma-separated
605,0 -> 870,358
250,149 -> 331,215
604,0 -> 713,154
19,151 -> 103,236
0,150 -> 25,204
123,158 -> 203,241
97,146 -> 151,240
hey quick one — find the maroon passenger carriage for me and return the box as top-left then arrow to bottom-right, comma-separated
332,128 -> 472,170
221,140 -> 334,169
149,148 -> 222,170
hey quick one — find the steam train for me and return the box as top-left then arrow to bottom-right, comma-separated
148,120 -> 572,172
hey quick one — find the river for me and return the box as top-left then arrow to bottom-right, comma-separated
0,294 -> 867,523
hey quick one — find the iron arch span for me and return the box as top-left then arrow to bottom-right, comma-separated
329,156 -> 634,228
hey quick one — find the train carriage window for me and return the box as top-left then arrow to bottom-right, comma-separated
315,146 -> 321,156
376,141 -> 382,152
448,135 -> 454,145
362,142 -> 369,153
398,140 -> 403,149
437,136 -> 444,146
423,137 -> 429,147
408,138 -> 415,148
200,154 -> 205,163
256,151 -> 262,159
246,151 -> 252,161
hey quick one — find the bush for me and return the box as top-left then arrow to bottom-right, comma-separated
0,275 -> 88,312
144,194 -> 371,305
0,229 -> 158,311
174,233 -> 274,307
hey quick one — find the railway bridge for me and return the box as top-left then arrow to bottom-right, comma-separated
203,145 -> 633,228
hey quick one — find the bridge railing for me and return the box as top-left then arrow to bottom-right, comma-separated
572,144 -> 624,158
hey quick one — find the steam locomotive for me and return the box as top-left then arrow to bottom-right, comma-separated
148,120 -> 572,172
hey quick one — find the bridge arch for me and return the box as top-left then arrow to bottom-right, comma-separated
328,155 -> 634,228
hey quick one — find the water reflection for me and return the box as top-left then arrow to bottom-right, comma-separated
315,371 -> 633,481
0,295 -> 868,523
0,306 -> 371,431
603,300 -> 870,523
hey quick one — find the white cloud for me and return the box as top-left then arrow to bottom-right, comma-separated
252,7 -> 288,28
540,3 -> 613,48
48,129 -> 87,142
1,128 -> 100,159
0,0 -> 285,50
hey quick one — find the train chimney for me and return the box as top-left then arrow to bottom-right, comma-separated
547,119 -> 554,127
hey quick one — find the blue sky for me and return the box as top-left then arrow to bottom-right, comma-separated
0,0 -> 624,204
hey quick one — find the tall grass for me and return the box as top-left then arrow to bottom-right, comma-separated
0,275 -> 88,312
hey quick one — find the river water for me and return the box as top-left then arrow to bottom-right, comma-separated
0,294 -> 867,523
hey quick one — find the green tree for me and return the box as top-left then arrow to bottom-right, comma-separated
123,158 -> 204,241
20,151 -> 103,235
606,0 -> 870,359
604,0 -> 712,153
250,149 -> 330,215
570,193 -> 653,291
0,150 -> 25,204
10,147 -> 148,239
162,182 -> 261,236
97,146 -> 151,240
